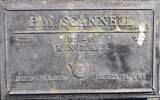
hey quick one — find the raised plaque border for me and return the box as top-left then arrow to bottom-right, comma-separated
5,9 -> 155,94
0,0 -> 160,99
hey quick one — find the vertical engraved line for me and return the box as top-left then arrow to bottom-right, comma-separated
4,10 -> 10,93
152,10 -> 157,93
152,9 -> 155,91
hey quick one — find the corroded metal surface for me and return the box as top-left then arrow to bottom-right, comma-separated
6,10 -> 153,94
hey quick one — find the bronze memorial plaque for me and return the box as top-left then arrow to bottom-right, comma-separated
5,9 -> 154,94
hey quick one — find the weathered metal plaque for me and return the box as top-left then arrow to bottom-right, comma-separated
5,9 -> 154,94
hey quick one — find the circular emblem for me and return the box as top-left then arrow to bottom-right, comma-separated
69,63 -> 89,78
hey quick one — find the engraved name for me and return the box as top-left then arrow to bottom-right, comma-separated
29,15 -> 130,28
